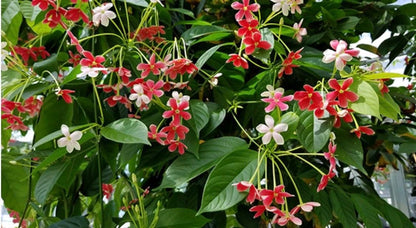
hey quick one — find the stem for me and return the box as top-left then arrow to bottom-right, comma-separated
231,112 -> 260,147
275,155 -> 303,204
97,142 -> 104,226
91,78 -> 105,126
278,151 -> 326,176
18,163 -> 33,228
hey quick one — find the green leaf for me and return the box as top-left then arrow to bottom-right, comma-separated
34,123 -> 92,148
188,100 -> 209,135
191,32 -> 232,45
158,137 -> 248,189
349,79 -> 380,118
280,112 -> 299,140
362,72 -> 408,80
252,28 -> 274,64
101,118 -> 150,145
337,16 -> 360,31
373,195 -> 414,228
398,142 -> 416,153
156,208 -> 210,228
61,65 -> 81,86
121,0 -> 148,7
201,102 -> 226,137
350,194 -> 382,228
333,127 -> 367,174
27,19 -> 51,35
312,191 -> 332,227
35,162 -> 69,204
181,25 -> 227,43
1,119 -> 12,148
175,20 -> 212,26
198,149 -> 259,214
195,43 -> 233,69
329,187 -> 356,228
49,216 -> 89,228
297,111 -> 332,152
398,3 -> 416,16
33,52 -> 68,76
169,8 -> 195,18
118,144 -> 141,169
20,1 -> 41,21
1,159 -> 28,214
369,82 -> 400,120
357,44 -> 379,56
1,0 -> 21,44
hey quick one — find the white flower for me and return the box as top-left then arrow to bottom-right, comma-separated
170,91 -> 190,105
129,84 -> 151,107
77,66 -> 107,79
322,40 -> 359,71
57,124 -> 82,153
293,19 -> 307,43
209,73 -> 222,88
1,42 -> 8,71
150,0 -> 164,6
256,115 -> 288,145
261,85 -> 284,98
271,0 -> 303,16
92,3 -> 117,27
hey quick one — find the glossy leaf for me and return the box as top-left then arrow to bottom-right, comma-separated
252,28 -> 274,64
333,127 -> 367,174
357,44 -> 379,56
350,194 -> 382,228
122,0 -> 148,7
49,216 -> 89,228
1,0 -> 21,44
329,187 -> 356,228
198,149 -> 259,214
101,118 -> 150,145
201,102 -> 226,137
349,79 -> 380,118
158,137 -> 248,189
169,8 -> 195,18
156,208 -> 210,228
20,0 -> 41,21
312,191 -> 332,227
187,100 -> 209,135
195,43 -> 233,69
362,72 -> 408,80
297,111 -> 332,152
369,82 -> 400,120
35,162 -> 69,204
280,112 -> 299,140
1,159 -> 28,213
181,25 -> 227,42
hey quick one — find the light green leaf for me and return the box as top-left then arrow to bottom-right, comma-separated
156,208 -> 210,228
121,0 -> 148,7
362,72 -> 408,80
349,79 -> 380,118
101,118 -> 150,145
297,111 -> 332,152
1,0 -> 20,41
350,194 -> 382,228
35,162 -> 69,204
369,82 -> 400,120
329,187 -> 356,228
20,1 -> 41,21
27,19 -> 51,35
62,65 -> 81,85
158,137 -> 248,189
333,127 -> 367,174
1,159 -> 28,214
49,216 -> 89,228
280,112 -> 299,140
198,149 -> 259,214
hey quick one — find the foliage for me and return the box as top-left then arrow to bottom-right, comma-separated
1,0 -> 415,227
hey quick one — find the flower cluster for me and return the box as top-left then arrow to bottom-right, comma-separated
234,181 -> 320,226
1,97 -> 43,131
7,209 -> 28,228
12,46 -> 50,65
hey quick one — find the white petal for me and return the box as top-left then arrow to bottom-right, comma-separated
66,144 -> 74,153
274,123 -> 288,132
73,141 -> 81,151
129,93 -> 138,101
100,16 -> 109,27
105,11 -> 116,20
256,124 -> 269,133
93,14 -> 101,26
61,124 -> 70,136
262,132 -> 272,144
339,53 -> 352,62
335,58 -> 346,71
265,115 -> 275,128
57,137 -> 68,148
272,132 -> 284,145
70,131 -> 82,141
103,3 -> 113,10
141,95 -> 151,104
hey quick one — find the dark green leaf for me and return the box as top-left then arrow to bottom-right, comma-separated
329,187 -> 356,228
357,44 -> 379,56
1,159 -> 28,214
312,191 -> 332,227
280,112 -> 299,140
169,8 -> 195,18
181,25 -> 227,43
398,3 -> 416,16
101,118 -> 150,145
188,100 -> 209,135
297,111 -> 332,152
35,162 -> 69,204
33,52 -> 68,76
373,194 -> 414,228
398,142 -> 416,153
156,208 -> 210,228
158,137 -> 248,189
350,194 -> 382,228
48,216 -> 89,228
201,102 -> 226,137
195,43 -> 232,69
198,149 -> 259,214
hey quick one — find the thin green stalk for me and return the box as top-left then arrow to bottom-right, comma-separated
275,155 -> 303,204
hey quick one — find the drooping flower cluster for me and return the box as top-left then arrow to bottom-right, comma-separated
1,97 -> 43,131
7,209 -> 27,228
278,48 -> 303,78
318,141 -> 337,191
234,181 -> 320,226
12,46 -> 50,65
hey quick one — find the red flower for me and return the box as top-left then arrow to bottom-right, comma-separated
67,30 -> 84,53
243,32 -> 271,55
293,84 -> 323,110
161,122 -> 190,141
137,54 -> 166,77
378,79 -> 390,94
261,90 -> 293,113
233,181 -> 259,203
162,98 -> 192,125
114,67 -> 132,84
165,58 -> 198,80
1,114 -> 28,131
102,183 -> 113,199
317,172 -> 335,192
351,125 -> 375,139
259,185 -> 294,207
32,0 -> 56,10
314,100 -> 338,118
80,51 -> 105,67
167,140 -> 187,155
68,50 -> 81,66
64,7 -> 89,23
237,19 -> 259,38
136,26 -> 166,41
104,95 -> 131,110
144,80 -> 164,98
1,99 -> 16,113
333,108 -> 353,128
324,142 -> 337,172
13,46 -> 37,65
249,205 -> 280,218
326,78 -> 358,108
32,46 -> 50,59
231,0 -> 260,22
43,9 -> 65,29
56,89 -> 75,104
148,124 -> 167,145
23,96 -> 43,117
226,54 -> 249,69
278,48 -> 303,78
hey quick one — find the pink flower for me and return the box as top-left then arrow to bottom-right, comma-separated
144,80 -> 164,98
333,108 -> 353,128
162,98 -> 192,125
324,142 -> 337,172
261,88 -> 293,112
165,58 -> 198,80
114,67 -> 132,84
237,19 -> 259,38
278,48 -> 303,78
256,115 -> 288,145
249,205 -> 281,218
293,84 -> 323,110
271,0 -> 303,16
137,54 -> 166,78
231,0 -> 260,22
233,181 -> 259,203
167,140 -> 187,155
226,54 -> 249,69
350,125 -> 375,139
243,32 -> 271,55
259,185 -> 294,207
56,89 -> 75,104
317,172 -> 335,192
322,40 -> 359,71
276,207 -> 302,226
32,0 -> 56,10
161,122 -> 190,141
299,202 -> 321,212
104,95 -> 131,110
326,78 -> 359,108
314,99 -> 338,118
293,19 -> 307,43
148,124 -> 167,145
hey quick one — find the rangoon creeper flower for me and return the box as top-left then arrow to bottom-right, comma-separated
57,124 -> 82,153
77,66 -> 108,79
293,19 -> 307,43
231,0 -> 260,22
129,84 -> 151,107
271,0 -> 303,16
322,40 -> 359,71
256,115 -> 288,145
92,3 -> 116,27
